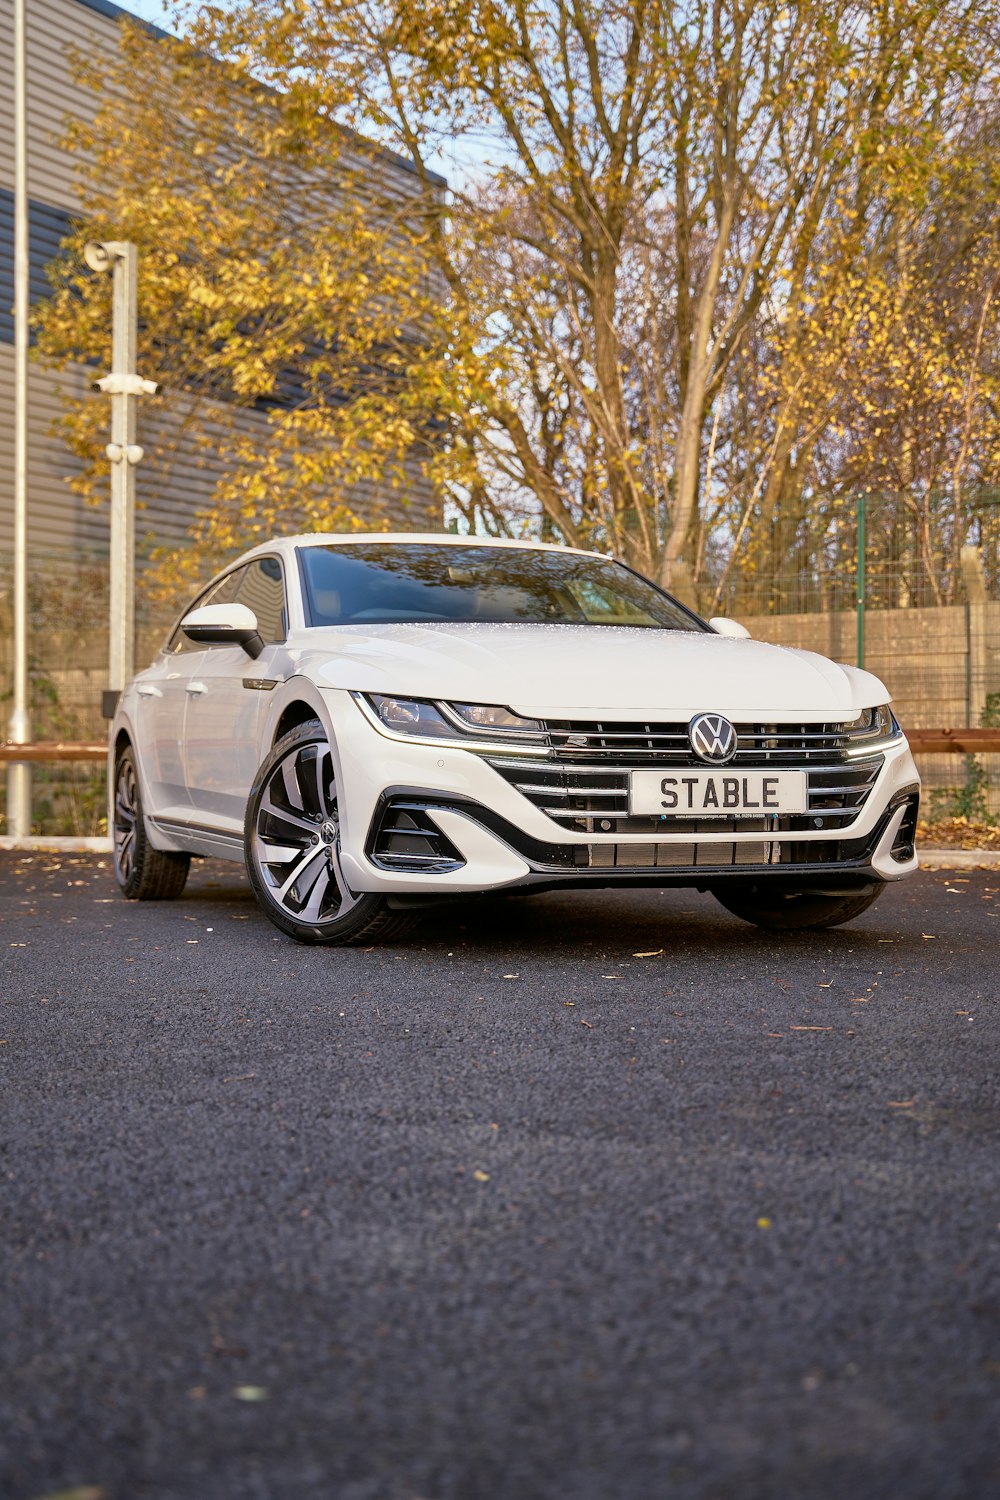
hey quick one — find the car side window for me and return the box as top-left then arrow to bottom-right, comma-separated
232,556 -> 287,643
165,567 -> 248,655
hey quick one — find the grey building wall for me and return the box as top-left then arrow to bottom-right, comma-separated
0,0 -> 442,569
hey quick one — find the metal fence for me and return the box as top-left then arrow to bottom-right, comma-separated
711,487 -> 1000,625
708,490 -> 1000,820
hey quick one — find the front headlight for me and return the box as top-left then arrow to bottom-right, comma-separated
846,703 -> 902,755
360,694 -> 545,744
448,703 -> 542,734
864,704 -> 899,736
367,696 -> 456,738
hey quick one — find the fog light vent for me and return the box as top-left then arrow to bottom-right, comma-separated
891,793 -> 920,862
368,801 -> 466,872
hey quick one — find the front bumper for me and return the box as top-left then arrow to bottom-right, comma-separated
322,691 -> 921,895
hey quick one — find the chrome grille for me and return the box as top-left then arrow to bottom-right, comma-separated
484,716 -> 886,833
543,717 -> 889,763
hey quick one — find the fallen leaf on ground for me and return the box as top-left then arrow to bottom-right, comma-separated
234,1386 -> 269,1401
917,816 -> 1000,850
888,1100 -> 915,1108
580,1019 -> 594,1029
28,1490 -> 105,1500
633,950 -> 664,958
472,1168 -> 490,1182
791,1025 -> 833,1032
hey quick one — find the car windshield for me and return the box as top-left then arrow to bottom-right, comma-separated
298,543 -> 704,631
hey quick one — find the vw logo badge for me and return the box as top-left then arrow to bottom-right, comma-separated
689,712 -> 737,764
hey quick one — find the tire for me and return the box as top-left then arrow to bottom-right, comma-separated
113,745 -> 191,900
712,882 -> 884,931
244,720 -> 416,946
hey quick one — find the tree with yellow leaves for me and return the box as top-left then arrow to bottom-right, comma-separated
34,0 -> 1000,604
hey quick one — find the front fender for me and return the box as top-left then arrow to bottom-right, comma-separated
258,674 -> 339,756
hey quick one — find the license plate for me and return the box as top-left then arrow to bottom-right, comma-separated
629,769 -> 807,817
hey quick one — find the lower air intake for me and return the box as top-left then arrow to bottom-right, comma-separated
368,800 -> 466,873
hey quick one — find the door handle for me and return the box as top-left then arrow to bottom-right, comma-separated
186,681 -> 207,695
136,684 -> 162,698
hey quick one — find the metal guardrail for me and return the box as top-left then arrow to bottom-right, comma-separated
4,732 -> 1000,763
0,742 -> 108,762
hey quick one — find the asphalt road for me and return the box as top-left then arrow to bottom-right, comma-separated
1,854 -> 999,1500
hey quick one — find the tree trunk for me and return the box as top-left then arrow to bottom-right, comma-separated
659,195 -> 736,599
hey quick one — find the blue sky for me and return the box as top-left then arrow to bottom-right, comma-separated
108,0 -> 475,186
116,0 -> 180,31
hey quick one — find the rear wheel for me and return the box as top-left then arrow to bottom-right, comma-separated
244,720 -> 415,946
113,745 -> 190,900
712,883 -> 884,931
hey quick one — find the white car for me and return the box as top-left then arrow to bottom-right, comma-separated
109,533 -> 920,944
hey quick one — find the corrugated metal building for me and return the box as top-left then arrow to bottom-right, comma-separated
0,0 -> 441,568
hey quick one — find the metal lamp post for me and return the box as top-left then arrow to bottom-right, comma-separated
83,241 -> 160,718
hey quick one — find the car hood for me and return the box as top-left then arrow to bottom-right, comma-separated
290,622 -> 890,721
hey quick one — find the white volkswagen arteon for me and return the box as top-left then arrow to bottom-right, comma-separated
109,533 -> 919,944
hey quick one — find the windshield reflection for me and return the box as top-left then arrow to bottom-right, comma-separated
298,544 -> 704,631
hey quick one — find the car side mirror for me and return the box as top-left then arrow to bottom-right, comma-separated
708,616 -> 751,639
181,603 -> 265,659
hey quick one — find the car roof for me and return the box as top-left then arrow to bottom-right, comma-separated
238,532 -> 610,565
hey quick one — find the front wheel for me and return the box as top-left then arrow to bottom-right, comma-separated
712,883 -> 884,931
244,720 -> 415,946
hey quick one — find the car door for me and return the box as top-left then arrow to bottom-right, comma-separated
182,556 -> 289,825
134,573 -> 240,814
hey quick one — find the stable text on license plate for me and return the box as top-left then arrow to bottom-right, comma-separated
629,769 -> 807,817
